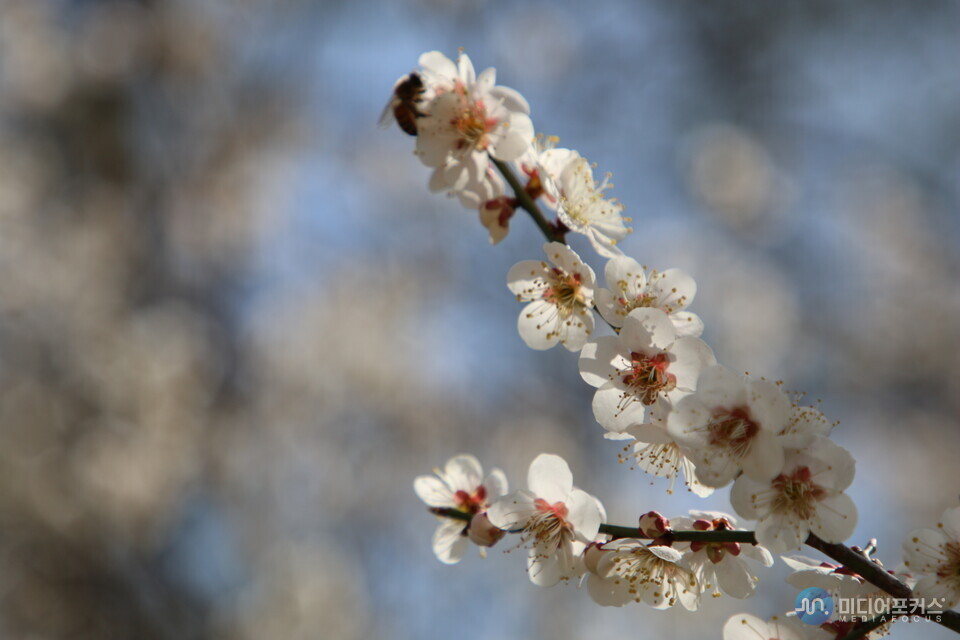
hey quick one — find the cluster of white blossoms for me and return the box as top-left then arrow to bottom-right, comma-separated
391,50 -> 959,637
383,50 -> 631,251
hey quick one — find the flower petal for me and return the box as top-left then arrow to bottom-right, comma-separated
741,430 -> 785,483
592,382 -> 646,432
714,556 -> 756,599
527,453 -> 573,503
506,260 -> 549,299
432,518 -> 469,564
903,527 -> 950,572
517,300 -> 560,350
418,50 -> 457,80
443,454 -> 483,492
414,475 -> 455,508
488,85 -> 530,114
620,308 -> 676,354
578,336 -> 623,388
667,337 -> 717,391
755,512 -> 808,553
730,475 -> 765,520
490,113 -> 534,162
566,488 -> 602,541
670,311 -> 704,338
483,468 -> 509,500
747,379 -> 791,432
486,490 -> 536,530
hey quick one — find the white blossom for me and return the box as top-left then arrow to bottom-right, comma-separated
414,454 -> 508,564
730,437 -> 857,553
487,454 -> 603,586
507,242 -> 596,351
595,256 -> 703,337
578,307 -> 715,433
668,366 -> 824,488
538,148 -> 630,258
414,51 -> 534,196
586,539 -> 699,609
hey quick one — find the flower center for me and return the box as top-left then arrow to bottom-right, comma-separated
543,268 -> 584,316
451,83 -> 497,151
527,498 -> 572,549
453,485 -> 487,514
619,292 -> 658,314
771,466 -> 826,520
937,541 -> 960,580
606,546 -> 696,605
621,352 -> 676,406
706,406 -> 760,458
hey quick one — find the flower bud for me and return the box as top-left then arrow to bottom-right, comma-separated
468,512 -> 505,547
479,196 -> 515,245
639,511 -> 670,539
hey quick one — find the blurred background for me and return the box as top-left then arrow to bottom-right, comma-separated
0,0 -> 957,638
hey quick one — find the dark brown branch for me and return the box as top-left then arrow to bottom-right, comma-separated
428,507 -> 960,634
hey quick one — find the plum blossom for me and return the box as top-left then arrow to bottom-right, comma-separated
903,505 -> 960,608
507,242 -> 596,351
673,511 -> 773,599
578,307 -> 715,433
595,256 -> 703,337
730,437 -> 857,553
414,51 -> 534,196
586,539 -> 699,609
618,419 -> 715,497
538,148 -> 630,258
668,366 -> 824,488
487,454 -> 603,586
414,454 -> 508,564
723,614 -> 814,640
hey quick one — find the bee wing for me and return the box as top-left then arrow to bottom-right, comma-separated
378,97 -> 397,128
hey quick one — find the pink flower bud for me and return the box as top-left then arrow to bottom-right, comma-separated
468,512 -> 505,547
639,511 -> 670,539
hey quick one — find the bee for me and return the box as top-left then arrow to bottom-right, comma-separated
379,72 -> 426,136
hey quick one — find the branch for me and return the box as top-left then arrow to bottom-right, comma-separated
805,533 -> 960,634
429,507 -> 960,634
490,158 -> 562,243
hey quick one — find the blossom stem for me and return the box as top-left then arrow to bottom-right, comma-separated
490,158 -> 563,243
428,507 -> 960,634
